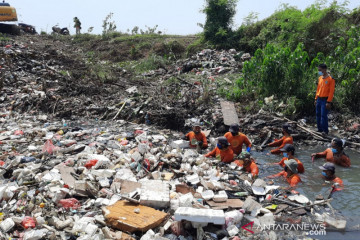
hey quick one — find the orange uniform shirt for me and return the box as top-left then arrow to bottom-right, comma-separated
314,148 -> 351,167
278,157 -> 305,173
268,171 -> 301,187
224,132 -> 252,155
315,75 -> 335,102
205,147 -> 234,163
186,131 -> 208,149
332,177 -> 344,186
268,136 -> 293,154
234,161 -> 259,177
323,176 -> 344,191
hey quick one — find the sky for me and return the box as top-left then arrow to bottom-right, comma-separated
11,0 -> 360,35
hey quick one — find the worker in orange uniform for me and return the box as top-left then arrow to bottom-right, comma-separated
234,151 -> 259,179
319,162 -> 343,191
273,144 -> 304,173
314,63 -> 335,135
311,138 -> 350,167
224,124 -> 252,155
266,159 -> 301,187
185,124 -> 208,149
205,137 -> 234,163
267,124 -> 293,154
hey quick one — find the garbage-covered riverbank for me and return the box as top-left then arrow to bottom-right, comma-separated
0,111 -> 354,240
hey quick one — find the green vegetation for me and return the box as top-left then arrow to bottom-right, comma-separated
133,54 -> 170,74
203,0 -> 237,48
221,1 -> 360,116
234,1 -> 356,57
102,12 -> 117,36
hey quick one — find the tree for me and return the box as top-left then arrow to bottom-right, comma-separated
203,0 -> 237,48
102,12 -> 117,36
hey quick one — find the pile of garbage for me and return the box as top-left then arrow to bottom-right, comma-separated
143,49 -> 250,79
0,38 -> 238,131
0,111 -> 347,240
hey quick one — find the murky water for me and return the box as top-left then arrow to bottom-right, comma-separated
252,146 -> 360,240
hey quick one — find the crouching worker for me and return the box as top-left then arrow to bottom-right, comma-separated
185,124 -> 208,149
273,144 -> 304,173
267,124 -> 293,154
205,137 -> 234,163
266,159 -> 301,188
224,124 -> 252,155
319,162 -> 343,191
234,151 -> 259,179
311,138 -> 350,167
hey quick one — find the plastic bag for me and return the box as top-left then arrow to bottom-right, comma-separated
84,159 -> 98,169
58,198 -> 81,209
21,216 -> 36,229
14,130 -> 24,135
42,139 -> 59,154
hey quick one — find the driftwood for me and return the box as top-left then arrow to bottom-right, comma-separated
290,199 -> 332,211
121,196 -> 140,204
282,117 -> 360,148
272,197 -> 303,208
282,117 -> 328,141
176,76 -> 195,86
260,130 -> 272,148
112,101 -> 127,120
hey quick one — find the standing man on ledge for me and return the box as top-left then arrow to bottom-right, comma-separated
314,63 -> 335,135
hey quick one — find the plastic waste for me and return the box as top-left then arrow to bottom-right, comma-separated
14,130 -> 24,135
21,216 -> 36,229
59,198 -> 81,210
0,218 -> 15,232
20,157 -> 37,163
84,159 -> 98,169
42,139 -> 59,154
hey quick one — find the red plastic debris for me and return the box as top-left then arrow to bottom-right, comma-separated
291,190 -> 299,195
21,216 -> 36,229
134,130 -> 144,135
84,159 -> 98,169
143,159 -> 151,171
42,139 -> 59,154
229,180 -> 237,186
58,198 -> 81,210
0,161 -> 5,166
119,140 -> 129,146
14,130 -> 24,135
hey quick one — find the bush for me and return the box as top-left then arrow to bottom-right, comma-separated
134,54 -> 170,74
231,43 -> 315,115
235,2 -> 356,56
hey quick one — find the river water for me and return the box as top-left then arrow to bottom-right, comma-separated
252,146 -> 360,240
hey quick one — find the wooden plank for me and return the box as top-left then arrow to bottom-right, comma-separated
104,200 -> 168,233
220,101 -> 238,126
206,199 -> 244,210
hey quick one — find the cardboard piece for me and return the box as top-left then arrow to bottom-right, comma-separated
206,199 -> 244,210
103,200 -> 168,233
119,180 -> 141,195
